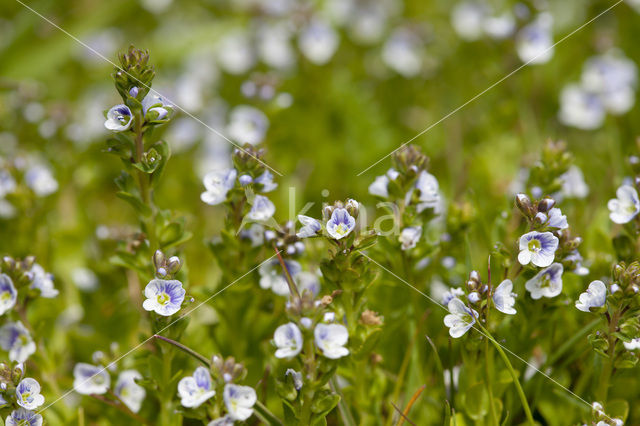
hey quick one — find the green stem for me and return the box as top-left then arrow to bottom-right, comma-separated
253,400 -> 284,425
477,323 -> 534,426
152,334 -> 211,366
273,244 -> 300,300
133,112 -> 156,250
484,337 -> 499,426
597,309 -> 621,403
159,346 -> 176,426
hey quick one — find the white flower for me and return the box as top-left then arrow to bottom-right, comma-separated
178,366 -> 216,408
28,264 -> 58,298
274,323 -> 303,358
246,195 -> 275,221
516,15 -> 554,65
240,223 -> 264,247
483,13 -> 516,40
297,215 -> 322,238
525,263 -> 563,300
71,267 -> 99,292
441,287 -> 465,306
368,174 -> 389,197
216,32 -> 255,75
314,323 -> 349,359
298,18 -> 339,65
224,384 -> 257,421
5,408 -> 42,426
105,104 -> 133,131
582,52 -> 637,115
227,105 -> 269,145
15,378 -> 44,410
558,84 -> 605,130
444,298 -> 478,338
326,208 -> 356,240
254,170 -> 278,192
142,94 -> 171,120
399,226 -> 422,250
73,363 -> 110,395
0,322 -> 36,363
575,280 -> 607,312
608,185 -> 640,224
259,259 -> 301,296
257,22 -> 296,70
493,279 -> 517,315
546,208 -> 568,229
0,169 -> 16,198
142,279 -> 186,316
285,369 -> 303,390
624,338 -> 640,351
201,169 -> 237,206
294,271 -> 321,296
451,2 -> 487,41
413,171 -> 440,213
517,231 -> 559,267
115,370 -> 146,413
25,164 -> 58,197
0,274 -> 17,315
382,28 -> 422,78
560,166 -> 589,199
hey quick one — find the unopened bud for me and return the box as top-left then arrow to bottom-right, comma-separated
153,250 -> 165,270
167,256 -> 181,274
537,197 -> 556,213
515,193 -> 533,217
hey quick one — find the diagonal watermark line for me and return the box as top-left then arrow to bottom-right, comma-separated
356,0 -> 624,177
37,252 -> 280,414
362,253 -> 597,412
13,0 -> 283,177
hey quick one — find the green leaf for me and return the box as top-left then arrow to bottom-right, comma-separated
463,382 -> 488,420
607,399 -> 629,423
116,191 -> 152,217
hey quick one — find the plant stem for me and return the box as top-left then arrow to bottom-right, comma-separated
484,337 -> 499,426
273,244 -> 300,300
152,334 -> 211,367
597,309 -> 621,403
477,323 -> 534,426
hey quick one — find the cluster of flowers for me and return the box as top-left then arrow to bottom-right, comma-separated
176,357 -> 258,424
440,193 -> 589,338
0,257 -> 59,363
0,363 -> 47,426
274,315 -> 349,361
104,91 -> 172,133
451,1 -> 554,65
0,257 -> 60,425
559,50 -> 637,130
368,146 -> 441,251
73,362 -> 146,414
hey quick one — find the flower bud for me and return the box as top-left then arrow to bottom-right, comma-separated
537,197 -> 556,213
345,198 -> 359,218
468,292 -> 481,303
238,174 -> 253,186
153,250 -> 165,270
534,212 -> 547,226
515,193 -> 533,217
167,256 -> 181,274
